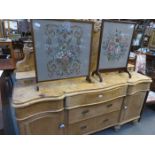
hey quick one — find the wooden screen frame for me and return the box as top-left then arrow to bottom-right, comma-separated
92,19 -> 136,82
31,19 -> 94,83
149,30 -> 155,49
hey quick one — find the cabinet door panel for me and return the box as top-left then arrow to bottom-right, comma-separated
18,111 -> 65,135
120,92 -> 146,123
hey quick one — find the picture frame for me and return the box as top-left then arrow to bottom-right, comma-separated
31,19 -> 94,83
149,30 -> 155,49
93,20 -> 135,82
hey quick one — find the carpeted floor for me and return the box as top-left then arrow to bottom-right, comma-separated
95,105 -> 155,135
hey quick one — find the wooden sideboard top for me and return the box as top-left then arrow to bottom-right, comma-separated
13,70 -> 151,107
128,72 -> 152,85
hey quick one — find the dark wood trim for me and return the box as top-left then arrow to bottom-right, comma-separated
31,19 -> 38,83
102,19 -> 136,25
148,29 -> 155,49
139,91 -> 149,122
86,21 -> 94,83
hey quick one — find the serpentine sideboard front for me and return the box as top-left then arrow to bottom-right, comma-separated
11,71 -> 151,135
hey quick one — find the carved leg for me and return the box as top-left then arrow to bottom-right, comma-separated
98,72 -> 103,82
86,76 -> 92,83
132,119 -> 139,125
92,70 -> 103,82
114,125 -> 121,131
92,70 -> 95,76
126,70 -> 132,78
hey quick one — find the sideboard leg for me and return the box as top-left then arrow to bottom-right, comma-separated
114,125 -> 121,131
132,119 -> 139,125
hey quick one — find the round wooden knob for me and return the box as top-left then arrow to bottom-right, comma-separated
124,106 -> 128,110
59,123 -> 65,129
98,94 -> 103,98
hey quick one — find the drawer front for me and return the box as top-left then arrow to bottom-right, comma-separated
15,100 -> 64,119
66,86 -> 127,108
68,111 -> 119,135
127,83 -> 150,95
67,97 -> 123,124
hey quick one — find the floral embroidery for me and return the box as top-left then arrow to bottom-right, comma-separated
102,29 -> 130,61
45,23 -> 83,78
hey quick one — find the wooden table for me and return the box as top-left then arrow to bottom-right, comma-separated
0,58 -> 16,70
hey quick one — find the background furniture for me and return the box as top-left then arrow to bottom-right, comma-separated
16,45 -> 34,72
0,40 -> 14,56
0,70 -> 4,133
2,20 -> 20,39
0,40 -> 16,70
146,52 -> 155,91
146,91 -> 155,105
8,71 -> 151,135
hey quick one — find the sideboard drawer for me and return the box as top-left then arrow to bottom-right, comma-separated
15,100 -> 64,119
68,111 -> 119,135
67,97 -> 123,124
66,86 -> 127,108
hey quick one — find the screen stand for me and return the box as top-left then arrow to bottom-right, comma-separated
92,70 -> 103,82
119,69 -> 132,78
35,85 -> 39,91
86,75 -> 92,83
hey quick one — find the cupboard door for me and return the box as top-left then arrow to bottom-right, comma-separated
120,92 -> 146,123
18,111 -> 65,135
